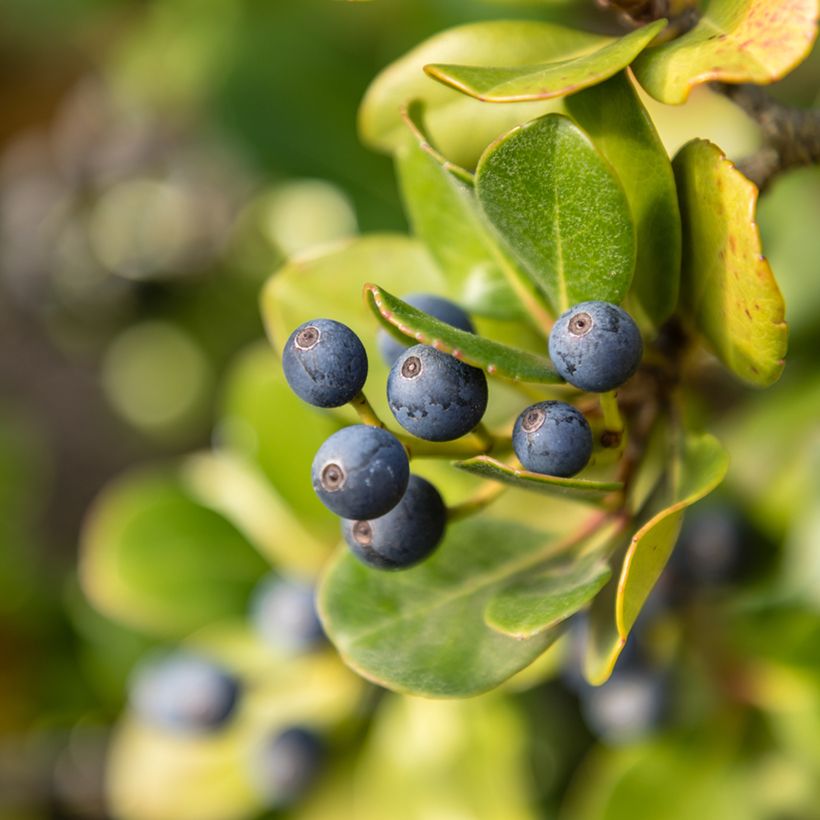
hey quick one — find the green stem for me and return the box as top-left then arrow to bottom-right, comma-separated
598,391 -> 625,449
350,391 -> 386,428
446,481 -> 507,522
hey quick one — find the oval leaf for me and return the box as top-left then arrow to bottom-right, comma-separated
476,114 -> 636,313
425,20 -> 666,102
565,71 -> 681,327
359,20 -> 571,165
485,557 -> 612,639
453,454 -> 622,502
319,518 -> 565,697
632,0 -> 819,104
585,433 -> 729,684
673,139 -> 787,386
365,284 -> 561,383
79,470 -> 268,638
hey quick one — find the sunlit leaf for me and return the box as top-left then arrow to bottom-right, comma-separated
485,557 -> 611,638
566,72 -> 681,328
453,455 -> 622,502
425,20 -> 665,102
364,284 -> 561,383
359,20 -> 572,165
632,0 -> 819,104
79,470 -> 268,639
320,518 -> 567,697
673,139 -> 787,386
476,114 -> 635,313
585,433 -> 728,683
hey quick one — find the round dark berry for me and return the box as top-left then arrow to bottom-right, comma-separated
342,474 -> 446,570
252,726 -> 324,807
250,575 -> 324,655
311,424 -> 409,519
512,400 -> 592,477
387,345 -> 488,441
129,652 -> 240,733
548,301 -> 642,392
282,318 -> 367,407
377,294 -> 475,365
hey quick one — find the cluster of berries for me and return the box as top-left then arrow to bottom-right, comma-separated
282,294 -> 642,571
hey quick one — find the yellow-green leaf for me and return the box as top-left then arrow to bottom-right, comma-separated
425,20 -> 665,102
632,0 -> 819,104
673,139 -> 787,386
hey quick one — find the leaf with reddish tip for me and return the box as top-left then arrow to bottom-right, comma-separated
453,454 -> 622,502
425,20 -> 666,102
632,0 -> 819,105
585,433 -> 728,684
364,284 -> 561,383
673,139 -> 787,387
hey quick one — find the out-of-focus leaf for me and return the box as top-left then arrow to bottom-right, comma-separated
454,455 -> 621,501
476,114 -> 635,313
673,139 -> 787,386
359,20 -> 569,165
485,557 -> 611,638
632,0 -> 819,104
586,434 -> 728,683
354,694 -> 538,820
109,622 -> 363,820
364,284 -> 560,383
396,104 -> 540,322
425,20 -> 665,102
217,343 -> 341,543
80,470 -> 268,638
320,518 -> 565,697
566,72 -> 681,328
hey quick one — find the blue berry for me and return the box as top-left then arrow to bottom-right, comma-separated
282,318 -> 367,407
342,474 -> 446,570
129,652 -> 240,733
548,301 -> 642,392
377,294 -> 475,365
387,345 -> 488,441
311,425 -> 409,519
250,575 -> 324,654
512,400 -> 592,477
253,726 -> 324,807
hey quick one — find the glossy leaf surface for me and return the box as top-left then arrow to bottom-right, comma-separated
674,139 -> 787,386
632,0 -> 819,104
586,433 -> 729,683
426,20 -> 665,102
80,471 -> 268,638
454,455 -> 622,501
359,20 -> 575,165
485,557 -> 611,638
566,72 -> 681,327
320,518 -> 566,697
476,114 -> 635,313
365,284 -> 561,383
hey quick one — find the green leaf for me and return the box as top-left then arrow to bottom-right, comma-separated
565,71 -> 681,327
673,139 -> 787,386
485,557 -> 611,639
425,20 -> 665,102
216,343 -> 341,543
364,284 -> 561,383
79,470 -> 268,638
585,433 -> 729,683
319,518 -> 566,697
453,455 -> 622,502
632,0 -> 819,104
395,105 -> 527,321
359,21 -> 572,166
476,114 -> 636,313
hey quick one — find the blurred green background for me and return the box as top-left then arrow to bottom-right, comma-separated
1,1 -> 819,818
